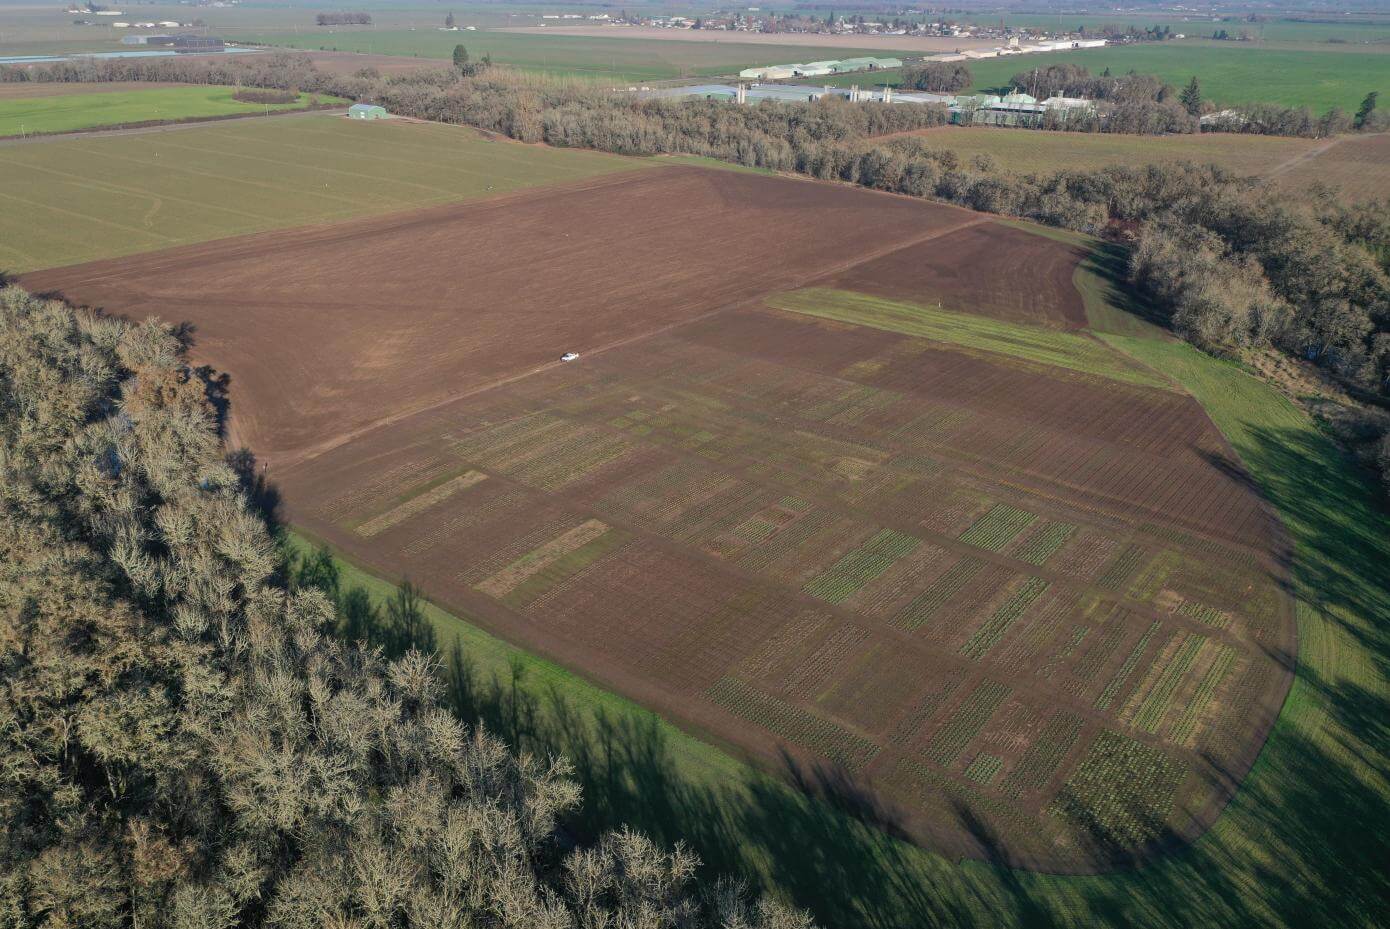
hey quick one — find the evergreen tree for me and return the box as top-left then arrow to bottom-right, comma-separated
444,11 -> 455,28
452,43 -> 470,74
1354,90 -> 1378,130
1180,76 -> 1202,116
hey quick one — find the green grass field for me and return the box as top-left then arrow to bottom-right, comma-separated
766,286 -> 1173,389
821,42 -> 1389,111
887,125 -> 1318,177
0,85 -> 347,138
0,114 -> 651,272
290,232 -> 1390,926
229,28 -> 895,81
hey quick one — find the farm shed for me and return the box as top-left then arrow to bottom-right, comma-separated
347,104 -> 388,120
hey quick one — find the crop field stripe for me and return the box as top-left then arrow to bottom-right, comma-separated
1169,645 -> 1238,746
1002,710 -> 1086,797
355,470 -> 488,538
1129,634 -> 1208,734
707,677 -> 879,770
502,528 -> 630,610
1095,621 -> 1163,711
1177,598 -> 1233,631
923,679 -> 1012,766
1015,521 -> 1078,565
891,557 -> 986,631
766,288 -> 1172,390
960,576 -> 1051,660
959,503 -> 1037,551
802,527 -> 920,604
1098,543 -> 1149,591
476,519 -> 612,598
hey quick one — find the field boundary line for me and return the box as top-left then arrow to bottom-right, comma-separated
1264,133 -> 1346,181
21,167 -> 658,285
276,210 -> 993,471
0,104 -> 348,148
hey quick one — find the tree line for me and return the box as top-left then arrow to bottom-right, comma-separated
0,285 -> 816,927
315,12 -> 372,26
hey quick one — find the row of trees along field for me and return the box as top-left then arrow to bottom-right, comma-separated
0,286 -> 818,927
2,52 -> 1389,479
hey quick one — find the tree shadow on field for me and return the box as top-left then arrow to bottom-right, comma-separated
250,378 -> 1390,928
414,415 -> 1390,928
1085,242 -> 1170,325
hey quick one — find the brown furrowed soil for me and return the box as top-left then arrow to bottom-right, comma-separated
20,166 -> 980,466
22,163 -> 1295,872
1275,132 -> 1390,204
821,221 -> 1090,329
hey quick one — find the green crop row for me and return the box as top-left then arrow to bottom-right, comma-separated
1002,711 -> 1086,799
1177,598 -> 1233,631
707,677 -> 880,771
1049,730 -> 1187,853
1130,634 -> 1207,734
891,557 -> 986,631
960,577 -> 1051,660
737,509 -> 837,573
887,675 -> 964,746
1169,645 -> 1237,745
959,503 -> 1038,552
803,528 -> 920,604
1097,543 -> 1149,591
965,753 -> 1005,786
1014,521 -> 1077,566
923,679 -> 1011,767
1065,620 -> 1127,697
1095,621 -> 1162,711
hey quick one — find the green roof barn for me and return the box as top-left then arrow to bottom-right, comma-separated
347,103 -> 388,120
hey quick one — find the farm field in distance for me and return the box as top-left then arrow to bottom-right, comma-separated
0,84 -> 348,137
873,125 -> 1390,199
1276,131 -> 1390,201
21,165 -> 1296,871
821,43 -> 1389,111
228,28 -> 906,81
0,114 -> 650,272
882,126 -> 1320,178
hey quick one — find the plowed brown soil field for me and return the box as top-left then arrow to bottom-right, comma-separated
21,163 -> 1295,872
21,166 -> 980,466
822,221 -> 1089,329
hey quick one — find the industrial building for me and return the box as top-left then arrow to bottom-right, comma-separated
640,83 -> 1097,128
737,57 -> 901,81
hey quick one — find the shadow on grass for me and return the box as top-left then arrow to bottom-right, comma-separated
426,418 -> 1390,928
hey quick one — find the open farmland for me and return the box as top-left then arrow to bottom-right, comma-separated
884,125 -> 1322,181
0,84 -> 347,138
230,28 -> 903,82
22,165 -> 1295,871
1275,131 -> 1390,202
0,114 -> 649,272
965,43 -> 1389,111
819,43 -> 1389,111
